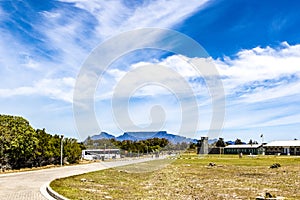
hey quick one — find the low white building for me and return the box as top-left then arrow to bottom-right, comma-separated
264,140 -> 300,155
224,144 -> 263,155
82,149 -> 121,160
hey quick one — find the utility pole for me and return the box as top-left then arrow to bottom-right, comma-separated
147,146 -> 149,156
260,133 -> 265,155
0,136 -> 3,167
104,143 -> 106,159
60,135 -> 64,167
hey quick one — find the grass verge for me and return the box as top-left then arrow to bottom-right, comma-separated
50,154 -> 300,200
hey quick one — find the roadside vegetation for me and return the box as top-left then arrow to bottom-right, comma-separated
85,137 -> 169,154
51,154 -> 300,200
0,114 -> 85,170
85,137 -> 196,156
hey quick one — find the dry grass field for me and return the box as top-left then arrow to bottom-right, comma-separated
50,154 -> 300,200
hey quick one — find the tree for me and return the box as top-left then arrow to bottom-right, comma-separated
63,138 -> 83,164
189,142 -> 197,150
34,129 -> 59,166
0,127 -> 9,167
0,115 -> 38,169
248,139 -> 253,145
0,114 -> 85,169
216,138 -> 226,147
234,138 -> 243,145
111,138 -> 169,154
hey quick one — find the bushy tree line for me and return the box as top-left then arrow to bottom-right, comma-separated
214,138 -> 259,147
0,115 -> 84,169
164,141 -> 195,151
85,138 -> 118,149
85,138 -> 169,153
114,138 -> 169,153
85,137 -> 198,153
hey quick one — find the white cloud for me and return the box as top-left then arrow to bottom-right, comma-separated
59,0 -> 209,39
98,41 -> 300,109
215,42 -> 300,103
209,42 -> 300,133
95,42 -> 300,135
1,1 -> 300,139
100,55 -> 212,99
0,0 -> 210,105
0,77 -> 75,103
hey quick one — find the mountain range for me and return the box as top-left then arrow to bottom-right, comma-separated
87,131 -> 218,144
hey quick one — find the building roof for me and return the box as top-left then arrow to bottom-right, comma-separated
83,149 -> 120,151
225,144 -> 261,149
263,140 -> 300,147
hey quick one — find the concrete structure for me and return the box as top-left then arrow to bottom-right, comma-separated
82,149 -> 120,160
224,144 -> 263,155
197,137 -> 208,154
208,147 -> 224,154
263,140 -> 300,155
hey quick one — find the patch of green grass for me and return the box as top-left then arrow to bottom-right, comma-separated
51,154 -> 300,200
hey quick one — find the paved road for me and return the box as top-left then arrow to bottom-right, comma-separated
0,157 -> 158,200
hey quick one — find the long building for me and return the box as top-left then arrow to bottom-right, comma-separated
224,144 -> 263,155
263,140 -> 300,155
82,149 -> 121,160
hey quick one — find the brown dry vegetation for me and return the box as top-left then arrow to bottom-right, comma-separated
51,154 -> 300,200
0,159 -> 93,174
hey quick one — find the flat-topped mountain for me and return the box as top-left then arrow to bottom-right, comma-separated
90,132 -> 115,140
86,131 -> 217,144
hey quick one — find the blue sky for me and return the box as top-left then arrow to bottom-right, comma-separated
0,0 -> 300,142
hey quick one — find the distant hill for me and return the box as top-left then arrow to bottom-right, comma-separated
87,131 -> 217,144
225,140 -> 235,145
208,138 -> 218,144
225,140 -> 247,145
90,132 -> 115,140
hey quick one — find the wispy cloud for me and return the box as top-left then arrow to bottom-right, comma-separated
1,1 -> 300,140
93,42 -> 300,136
59,0 -> 209,38
0,77 -> 75,103
0,0 -> 209,101
99,42 -> 300,103
212,42 -> 300,136
2,39 -> 300,134
215,42 -> 300,103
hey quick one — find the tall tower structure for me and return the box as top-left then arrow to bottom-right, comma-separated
197,137 -> 208,154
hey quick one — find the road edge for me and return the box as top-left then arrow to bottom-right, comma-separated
40,181 -> 69,200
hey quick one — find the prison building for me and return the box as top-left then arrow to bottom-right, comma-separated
263,140 -> 300,155
224,144 -> 263,155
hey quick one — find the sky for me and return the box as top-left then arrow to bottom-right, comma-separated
0,0 -> 300,142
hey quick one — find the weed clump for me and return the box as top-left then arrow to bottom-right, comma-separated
270,163 -> 281,168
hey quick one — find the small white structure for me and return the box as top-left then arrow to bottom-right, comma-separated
82,149 -> 121,160
264,140 -> 300,155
